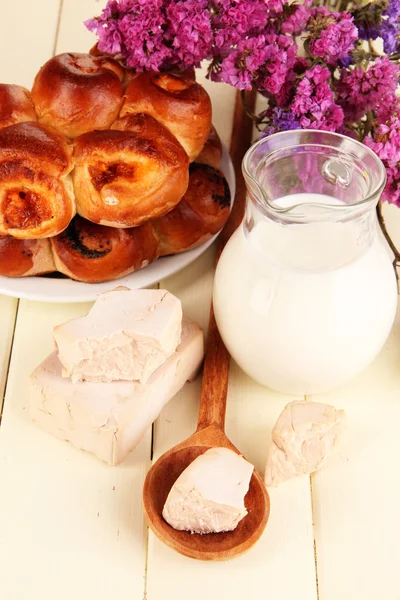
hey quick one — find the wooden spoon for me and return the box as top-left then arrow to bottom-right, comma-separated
143,91 -> 270,561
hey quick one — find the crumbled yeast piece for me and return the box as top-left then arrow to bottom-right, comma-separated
265,400 -> 346,487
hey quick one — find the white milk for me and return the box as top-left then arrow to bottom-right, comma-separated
213,193 -> 398,395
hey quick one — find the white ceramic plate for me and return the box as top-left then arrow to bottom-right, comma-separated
0,146 -> 235,303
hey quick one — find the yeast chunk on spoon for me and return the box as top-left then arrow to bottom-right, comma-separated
163,447 -> 254,534
53,287 -> 182,383
265,400 -> 346,487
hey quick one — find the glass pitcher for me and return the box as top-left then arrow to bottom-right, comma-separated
213,130 -> 398,395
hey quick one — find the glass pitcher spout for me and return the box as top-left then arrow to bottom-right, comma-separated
242,130 -> 387,222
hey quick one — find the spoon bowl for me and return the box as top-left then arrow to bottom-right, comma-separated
143,425 -> 270,561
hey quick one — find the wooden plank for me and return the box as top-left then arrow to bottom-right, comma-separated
147,362 -> 318,600
0,0 -> 58,422
0,300 -> 150,600
0,297 -> 18,415
310,206 -> 400,600
0,0 -> 62,88
310,304 -> 400,600
148,89 -> 317,599
0,2 -> 150,598
55,0 -> 98,54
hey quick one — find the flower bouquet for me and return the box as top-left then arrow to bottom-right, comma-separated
87,0 -> 400,268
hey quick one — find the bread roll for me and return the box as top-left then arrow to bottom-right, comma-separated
0,84 -> 37,129
0,236 -> 55,277
73,113 -> 189,228
7,162 -> 230,282
152,163 -> 230,256
0,122 -> 75,239
195,126 -> 223,170
120,72 -> 211,161
31,53 -> 124,138
51,215 -> 159,283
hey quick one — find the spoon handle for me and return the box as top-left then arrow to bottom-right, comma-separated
196,89 -> 257,433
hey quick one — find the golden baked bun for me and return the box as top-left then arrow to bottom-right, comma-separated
31,53 -> 124,138
0,84 -> 37,129
73,113 -> 189,228
152,163 -> 230,255
0,236 -> 55,276
0,122 -> 75,239
120,72 -> 211,161
196,125 -> 223,170
51,215 -> 159,283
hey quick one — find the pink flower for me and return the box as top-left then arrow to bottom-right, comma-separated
381,165 -> 400,206
258,33 -> 297,94
267,0 -> 287,15
307,7 -> 358,65
364,113 -> 400,206
212,33 -> 296,93
337,57 -> 399,123
281,3 -> 311,35
365,118 -> 400,164
165,0 -> 213,68
290,65 -> 344,131
274,57 -> 309,107
212,0 -> 269,53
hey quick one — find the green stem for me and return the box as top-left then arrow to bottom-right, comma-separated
363,110 -> 374,140
240,89 -> 261,123
377,201 -> 400,284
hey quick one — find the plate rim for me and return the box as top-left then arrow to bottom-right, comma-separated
0,145 -> 236,303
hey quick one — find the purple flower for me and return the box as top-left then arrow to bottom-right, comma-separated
307,7 -> 358,65
86,0 -> 173,71
364,112 -> 400,205
274,57 -> 309,107
281,3 -> 311,35
211,33 -> 296,93
291,65 -> 344,131
352,1 -> 383,41
381,164 -> 400,206
381,0 -> 400,54
165,0 -> 213,68
211,0 -> 269,54
337,57 -> 399,122
365,116 -> 400,164
267,0 -> 287,16
354,0 -> 400,55
118,1 -> 170,70
85,0 -> 124,54
271,107 -> 301,131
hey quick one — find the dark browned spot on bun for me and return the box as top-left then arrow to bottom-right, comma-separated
68,54 -> 99,75
74,129 -> 159,161
0,122 -> 72,176
0,161 -> 35,182
88,162 -> 136,191
189,163 -> 231,209
153,73 -> 191,93
4,189 -> 52,229
59,219 -> 112,259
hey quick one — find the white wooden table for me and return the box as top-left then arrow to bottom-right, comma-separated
1,2 -> 400,599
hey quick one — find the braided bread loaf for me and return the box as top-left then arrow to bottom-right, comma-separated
0,52 -> 230,283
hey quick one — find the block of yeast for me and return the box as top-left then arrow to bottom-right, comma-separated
163,448 -> 254,534
53,288 -> 182,383
30,317 -> 204,465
